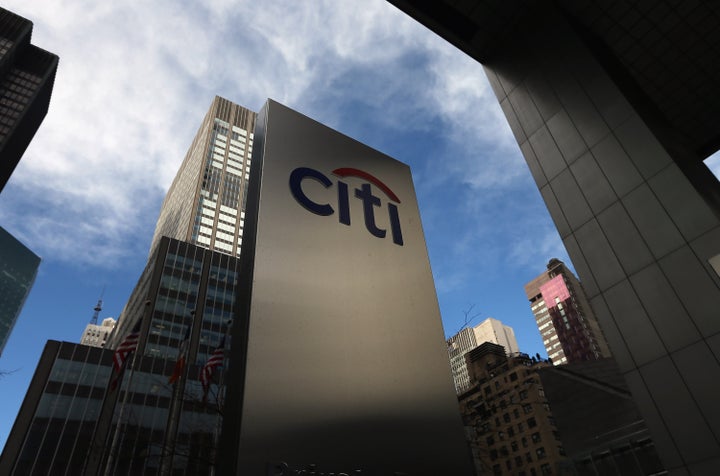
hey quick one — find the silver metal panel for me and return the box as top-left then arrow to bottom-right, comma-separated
234,100 -> 473,475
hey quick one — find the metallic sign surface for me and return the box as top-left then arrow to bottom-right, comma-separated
222,100 -> 474,475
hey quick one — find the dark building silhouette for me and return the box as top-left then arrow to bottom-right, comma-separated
538,358 -> 664,475
388,1 -> 720,472
0,237 -> 238,475
0,7 -> 58,193
459,342 -> 567,476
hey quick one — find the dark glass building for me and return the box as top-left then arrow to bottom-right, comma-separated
0,236 -> 239,475
0,7 -> 58,193
388,1 -> 720,473
0,225 -> 40,356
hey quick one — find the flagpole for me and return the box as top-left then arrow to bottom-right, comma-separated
102,300 -> 149,476
103,348 -> 139,476
159,310 -> 196,476
209,319 -> 232,476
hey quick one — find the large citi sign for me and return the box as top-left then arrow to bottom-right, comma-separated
221,100 -> 474,475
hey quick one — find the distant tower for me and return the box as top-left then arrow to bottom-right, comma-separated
90,297 -> 102,325
80,296 -> 115,348
447,317 -> 519,394
525,258 -> 611,365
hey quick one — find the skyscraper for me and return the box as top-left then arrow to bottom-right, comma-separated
447,317 -> 519,393
525,258 -> 611,365
3,98 -> 474,475
387,3 -> 720,472
0,7 -> 58,193
0,226 -> 40,356
150,96 -> 256,257
2,97 -> 252,475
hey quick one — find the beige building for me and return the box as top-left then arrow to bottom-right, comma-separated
151,96 -> 256,257
79,317 -> 116,348
448,318 -> 519,394
459,342 -> 567,476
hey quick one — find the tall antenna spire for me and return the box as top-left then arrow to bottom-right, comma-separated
90,286 -> 105,325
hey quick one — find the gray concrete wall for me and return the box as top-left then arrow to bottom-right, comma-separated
483,7 -> 720,474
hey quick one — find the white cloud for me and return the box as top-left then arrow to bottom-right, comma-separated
0,0 -> 539,273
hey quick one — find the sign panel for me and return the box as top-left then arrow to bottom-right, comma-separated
223,100 -> 474,475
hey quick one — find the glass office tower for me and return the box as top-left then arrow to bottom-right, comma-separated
0,237 -> 239,475
0,226 -> 40,356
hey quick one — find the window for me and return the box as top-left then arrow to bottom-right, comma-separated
515,456 -> 523,467
536,447 -> 546,459
506,460 -> 513,470
526,452 -> 533,463
541,463 -> 552,475
492,464 -> 502,475
510,372 -> 518,381
490,450 -> 498,461
508,427 -> 515,437
511,441 -> 519,452
504,413 -> 511,423
532,432 -> 541,443
520,390 -> 528,400
521,437 -> 528,448
486,436 -> 495,446
523,403 -> 533,414
527,417 -> 537,428
513,409 -> 520,418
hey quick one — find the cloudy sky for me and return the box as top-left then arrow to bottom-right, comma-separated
1,0 -> 719,449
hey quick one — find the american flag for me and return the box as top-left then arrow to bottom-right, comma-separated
113,323 -> 141,373
200,337 -> 225,402
110,320 -> 141,390
168,325 -> 191,384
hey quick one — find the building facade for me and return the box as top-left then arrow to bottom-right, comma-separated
525,259 -> 611,365
1,97 -> 252,475
80,317 -> 116,348
387,2 -> 720,472
0,7 -> 58,193
0,225 -> 40,356
150,96 -> 256,257
459,342 -> 567,476
448,317 -> 520,393
0,237 -> 239,475
537,358 -> 664,475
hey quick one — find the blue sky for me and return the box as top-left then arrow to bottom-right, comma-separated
1,0 -> 719,451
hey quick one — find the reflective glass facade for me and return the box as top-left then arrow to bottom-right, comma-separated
1,237 -> 239,475
0,226 -> 40,356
